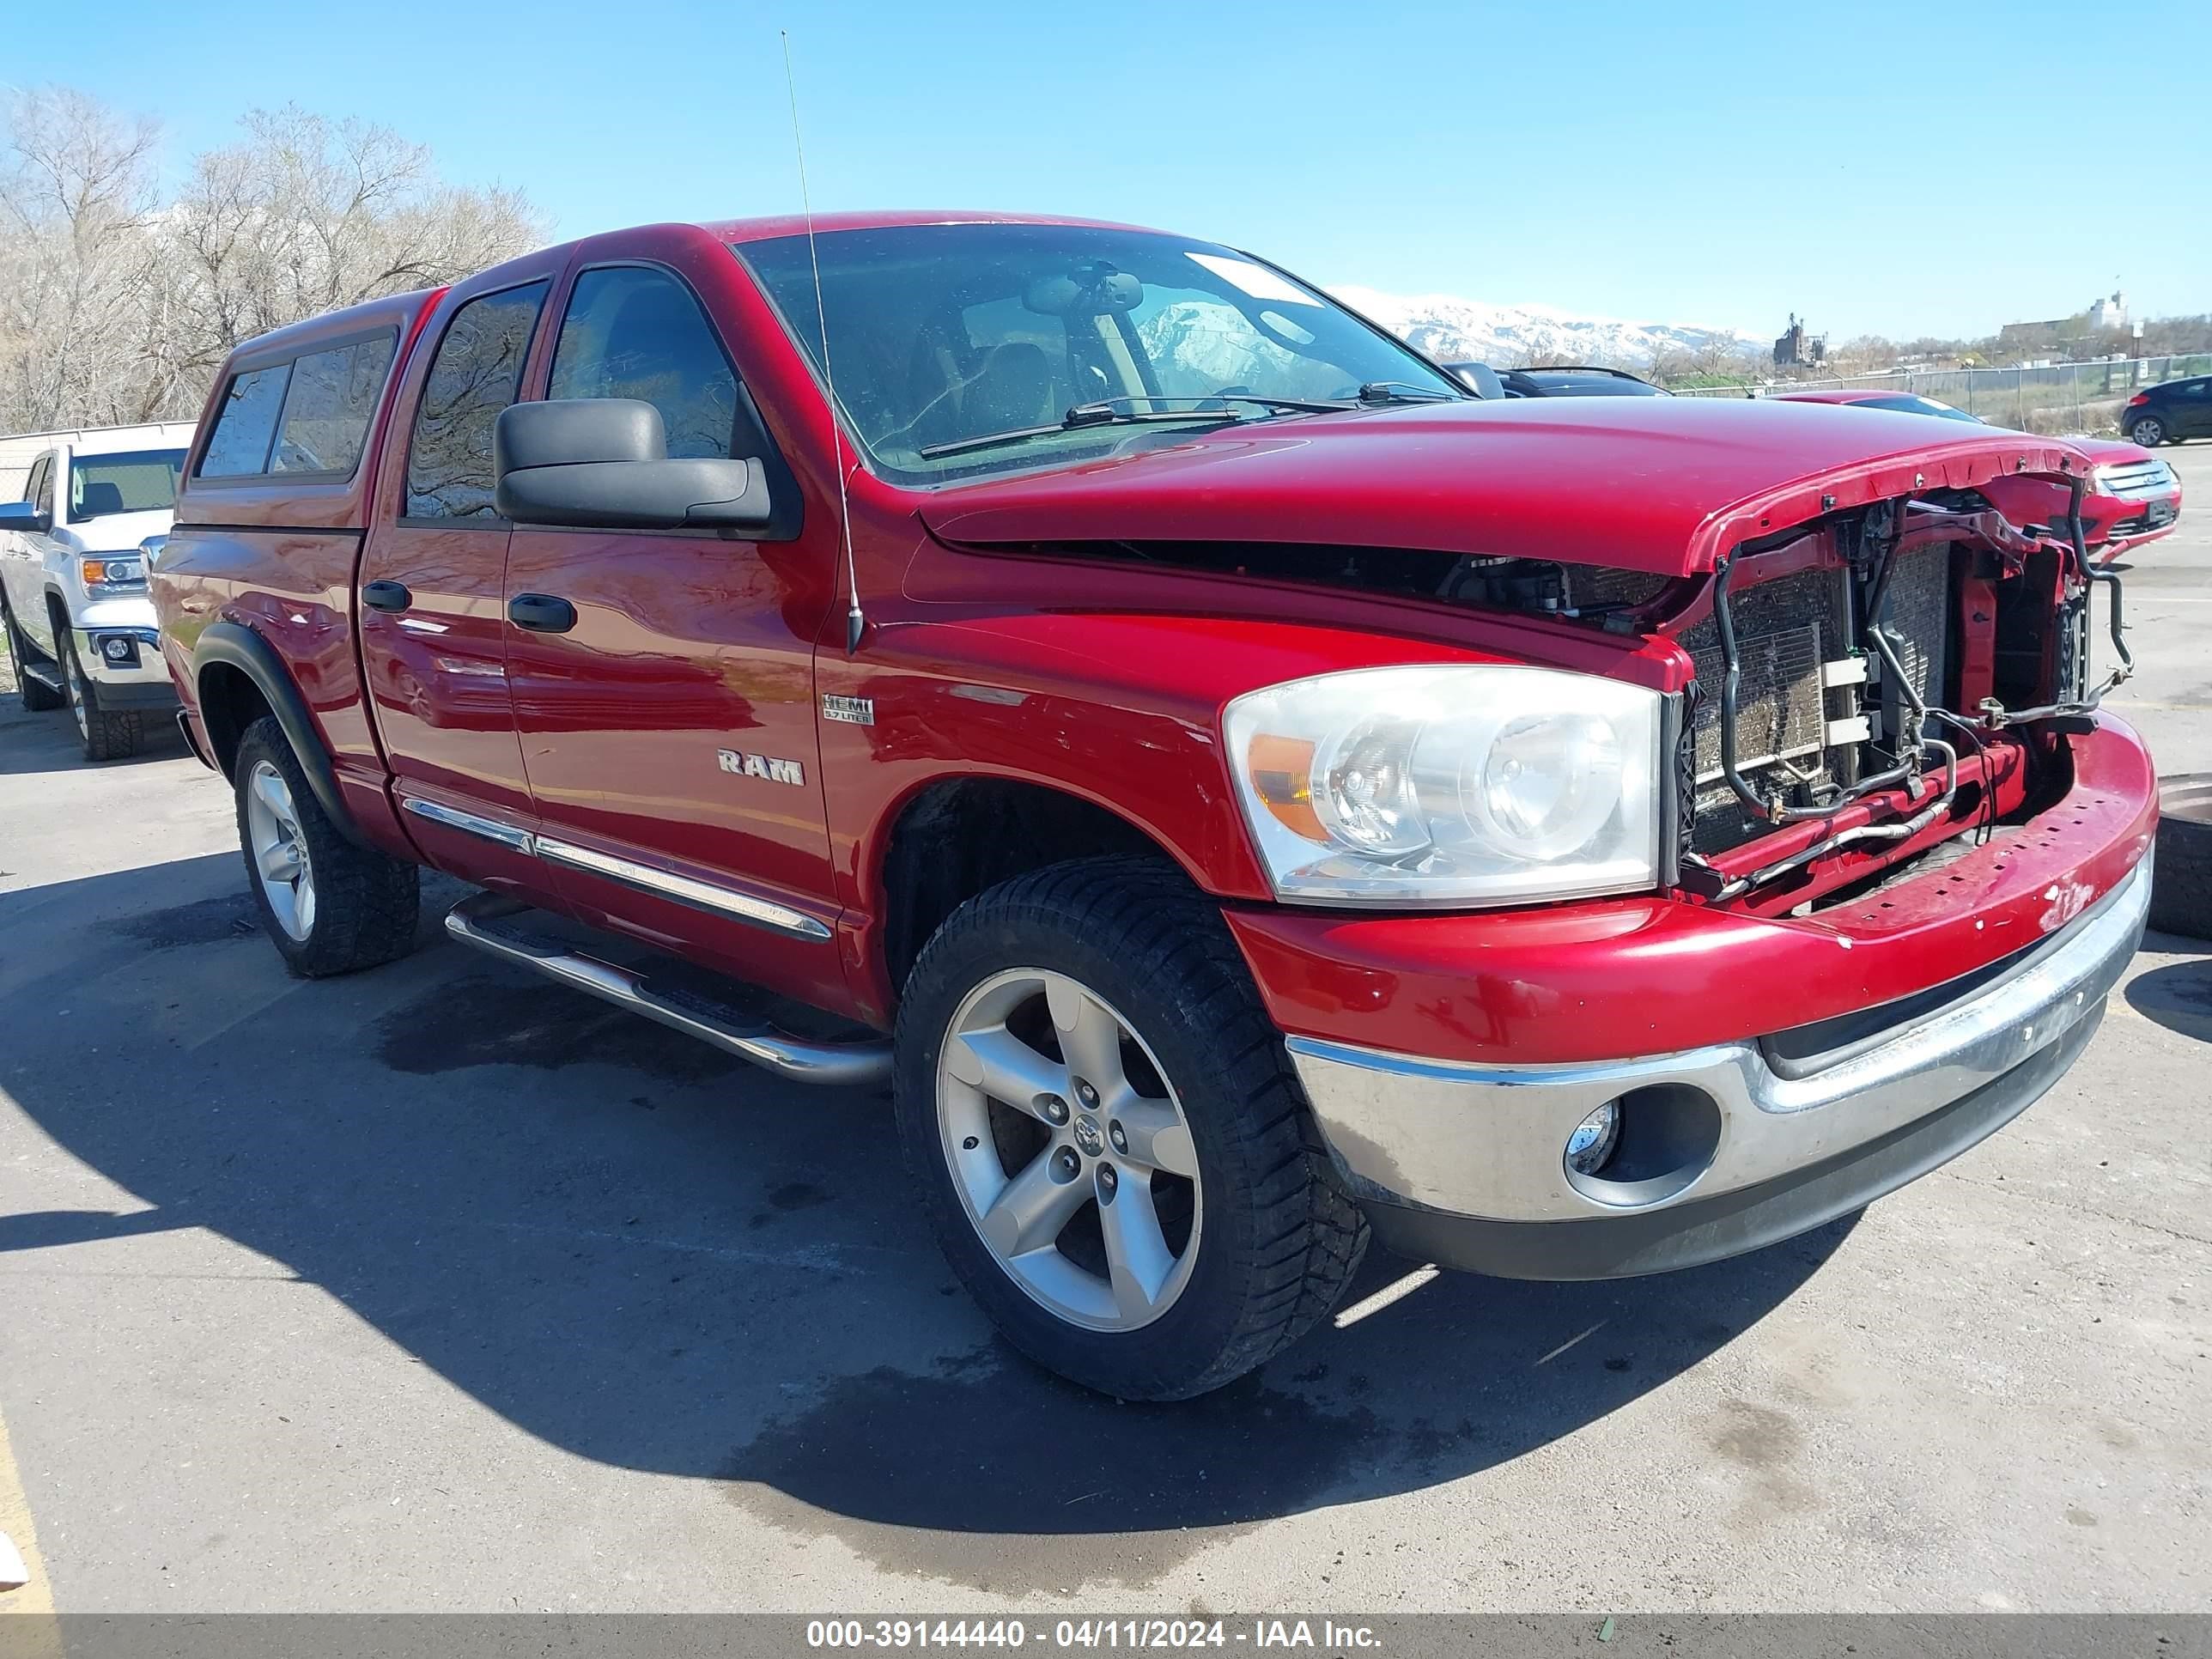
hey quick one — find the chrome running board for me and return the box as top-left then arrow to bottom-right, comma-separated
443,891 -> 891,1087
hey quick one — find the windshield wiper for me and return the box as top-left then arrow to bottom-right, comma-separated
917,392 -> 1363,460
920,404 -> 1242,460
1073,392 -> 1356,416
1354,381 -> 1457,405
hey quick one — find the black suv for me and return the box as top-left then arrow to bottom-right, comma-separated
2122,375 -> 2211,447
1445,362 -> 1670,399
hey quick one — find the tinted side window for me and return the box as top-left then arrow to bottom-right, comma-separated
274,333 -> 399,475
200,365 -> 292,477
548,267 -> 737,459
406,283 -> 550,520
25,457 -> 52,515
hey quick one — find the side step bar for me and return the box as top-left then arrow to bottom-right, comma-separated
444,891 -> 892,1087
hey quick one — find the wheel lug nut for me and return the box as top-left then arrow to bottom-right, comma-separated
1109,1121 -> 1127,1154
1097,1163 -> 1117,1199
1039,1094 -> 1069,1124
1054,1147 -> 1080,1179
1074,1079 -> 1098,1109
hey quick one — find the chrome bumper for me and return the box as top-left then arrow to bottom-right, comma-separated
1288,859 -> 2149,1241
71,623 -> 169,689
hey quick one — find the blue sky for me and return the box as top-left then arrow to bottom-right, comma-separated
11,0 -> 2209,340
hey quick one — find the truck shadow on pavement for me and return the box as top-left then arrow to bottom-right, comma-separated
1,849 -> 1851,1594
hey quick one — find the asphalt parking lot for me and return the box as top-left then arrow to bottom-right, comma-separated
2,450 -> 2208,1617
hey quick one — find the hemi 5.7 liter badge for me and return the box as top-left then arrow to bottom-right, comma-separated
718,750 -> 805,786
820,695 -> 875,726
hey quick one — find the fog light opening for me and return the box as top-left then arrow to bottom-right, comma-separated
1561,1083 -> 1724,1209
1564,1100 -> 1622,1177
101,636 -> 135,664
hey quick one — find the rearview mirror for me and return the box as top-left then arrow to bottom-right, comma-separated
494,398 -> 773,532
0,501 -> 52,535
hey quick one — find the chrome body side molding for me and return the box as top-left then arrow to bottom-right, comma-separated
395,797 -> 832,943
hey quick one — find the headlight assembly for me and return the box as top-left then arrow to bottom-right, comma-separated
1224,664 -> 1664,907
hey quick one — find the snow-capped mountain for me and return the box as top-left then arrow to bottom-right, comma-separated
1328,285 -> 1758,369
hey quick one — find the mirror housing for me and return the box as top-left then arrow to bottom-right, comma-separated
0,501 -> 52,535
1453,362 -> 1507,400
493,398 -> 774,532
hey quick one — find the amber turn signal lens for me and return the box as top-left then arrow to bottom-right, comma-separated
1248,733 -> 1323,841
82,559 -> 114,585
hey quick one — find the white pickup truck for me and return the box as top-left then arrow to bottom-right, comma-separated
1,423 -> 192,760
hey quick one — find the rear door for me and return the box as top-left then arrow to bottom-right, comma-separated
358,271 -> 556,887
502,250 -> 845,1008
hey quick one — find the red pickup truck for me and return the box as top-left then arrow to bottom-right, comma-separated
152,212 -> 2155,1400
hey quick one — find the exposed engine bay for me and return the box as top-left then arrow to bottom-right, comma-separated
1018,478 -> 2131,911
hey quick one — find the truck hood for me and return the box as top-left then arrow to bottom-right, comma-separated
918,397 -> 2090,577
57,507 -> 173,555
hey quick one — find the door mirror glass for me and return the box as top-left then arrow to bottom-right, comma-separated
494,398 -> 773,532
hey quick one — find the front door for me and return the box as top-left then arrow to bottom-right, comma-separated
502,257 -> 844,1008
2176,379 -> 2212,440
0,454 -> 55,649
358,273 -> 555,889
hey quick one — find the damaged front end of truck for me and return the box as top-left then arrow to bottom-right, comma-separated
1642,468 -> 2134,916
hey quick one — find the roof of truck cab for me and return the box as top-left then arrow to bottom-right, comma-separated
222,286 -> 447,371
699,209 -> 1164,243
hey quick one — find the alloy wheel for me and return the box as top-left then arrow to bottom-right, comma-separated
936,968 -> 1201,1332
64,645 -> 88,739
244,760 -> 316,941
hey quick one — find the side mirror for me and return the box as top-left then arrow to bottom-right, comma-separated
493,398 -> 774,532
1453,363 -> 1507,400
0,501 -> 52,535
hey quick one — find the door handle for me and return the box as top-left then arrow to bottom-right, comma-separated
362,580 -> 412,612
508,592 -> 578,634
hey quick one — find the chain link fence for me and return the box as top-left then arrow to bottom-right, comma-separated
1674,354 -> 2212,435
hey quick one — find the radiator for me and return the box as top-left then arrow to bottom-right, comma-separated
1680,550 -> 1948,856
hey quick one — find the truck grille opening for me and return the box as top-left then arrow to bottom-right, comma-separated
1682,546 -> 1951,857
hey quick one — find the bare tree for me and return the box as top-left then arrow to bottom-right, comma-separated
152,106 -> 544,389
0,88 -> 164,430
0,88 -> 547,434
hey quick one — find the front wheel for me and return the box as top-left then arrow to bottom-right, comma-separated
59,631 -> 143,760
2128,415 -> 2166,447
233,716 -> 421,976
894,857 -> 1367,1400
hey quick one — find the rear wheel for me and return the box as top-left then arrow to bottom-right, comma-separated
59,631 -> 143,761
233,716 -> 421,976
2128,414 -> 2166,447
895,857 -> 1367,1400
3,603 -> 64,712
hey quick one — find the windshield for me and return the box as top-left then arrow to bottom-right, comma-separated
70,448 -> 186,520
735,224 -> 1461,483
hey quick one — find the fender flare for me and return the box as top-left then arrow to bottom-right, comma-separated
192,620 -> 371,849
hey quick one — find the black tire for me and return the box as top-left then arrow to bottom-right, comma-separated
58,629 -> 143,760
3,603 -> 64,712
894,856 -> 1368,1401
2127,415 -> 2166,447
2151,775 -> 2212,943
233,715 -> 421,976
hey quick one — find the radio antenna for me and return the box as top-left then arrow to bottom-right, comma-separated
781,28 -> 864,654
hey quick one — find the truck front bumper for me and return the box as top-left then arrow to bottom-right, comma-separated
1286,858 -> 2148,1279
71,599 -> 176,706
